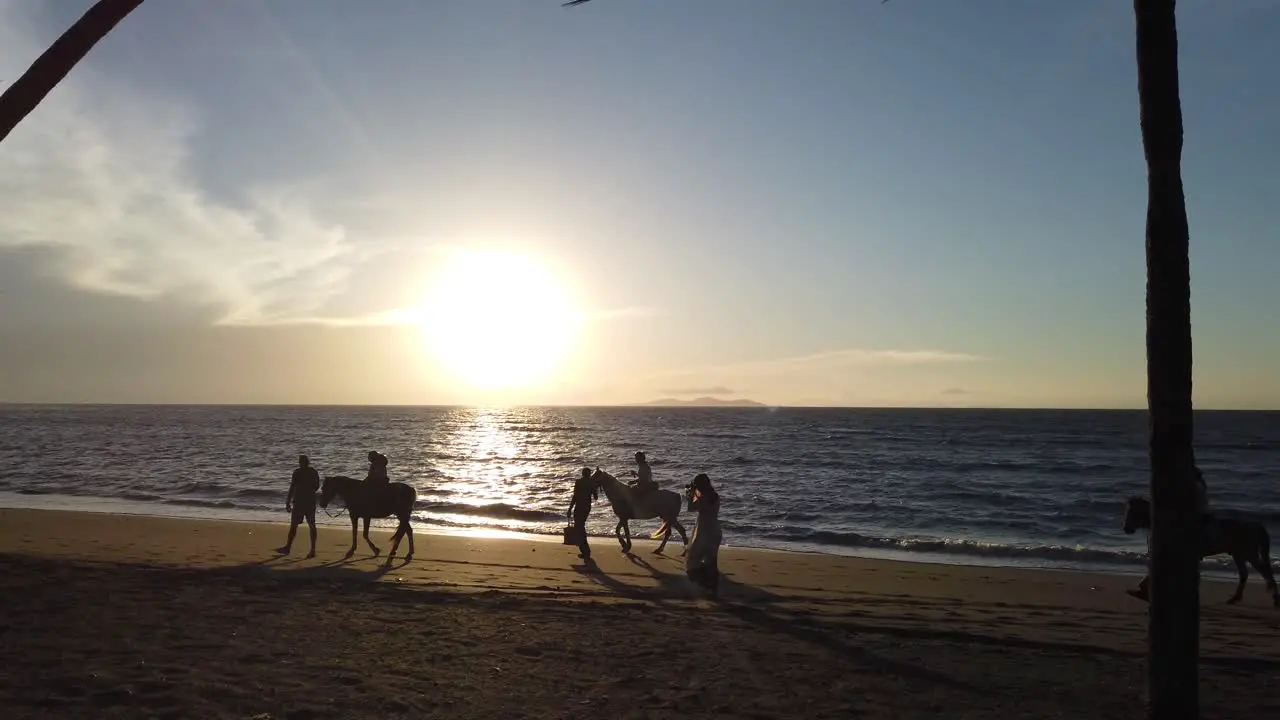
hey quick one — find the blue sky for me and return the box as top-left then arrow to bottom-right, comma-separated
1,0 -> 1277,408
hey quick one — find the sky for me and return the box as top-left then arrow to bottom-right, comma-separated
1,0 -> 1278,409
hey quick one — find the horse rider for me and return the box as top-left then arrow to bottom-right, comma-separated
630,451 -> 657,495
365,450 -> 390,502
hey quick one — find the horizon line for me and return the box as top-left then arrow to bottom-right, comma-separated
0,401 -> 1275,413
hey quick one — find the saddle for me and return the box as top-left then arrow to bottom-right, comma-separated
363,482 -> 395,515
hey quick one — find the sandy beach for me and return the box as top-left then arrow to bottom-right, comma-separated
0,508 -> 1276,719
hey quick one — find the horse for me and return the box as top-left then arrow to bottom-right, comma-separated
1123,496 -> 1279,607
319,475 -> 417,564
591,468 -> 688,554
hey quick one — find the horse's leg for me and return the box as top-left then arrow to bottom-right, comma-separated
404,521 -> 415,560
654,517 -> 672,554
388,524 -> 404,560
346,516 -> 359,558
1247,553 -> 1278,607
617,519 -> 632,553
675,521 -> 689,556
1228,554 -> 1248,604
363,517 -> 381,557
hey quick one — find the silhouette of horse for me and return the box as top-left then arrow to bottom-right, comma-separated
1124,496 -> 1279,607
319,475 -> 417,564
591,468 -> 688,554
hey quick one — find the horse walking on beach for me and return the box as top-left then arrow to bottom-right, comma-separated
1123,496 -> 1279,607
591,468 -> 688,554
319,475 -> 417,564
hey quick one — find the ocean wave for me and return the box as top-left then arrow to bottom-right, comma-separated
753,526 -> 1154,567
415,500 -> 564,524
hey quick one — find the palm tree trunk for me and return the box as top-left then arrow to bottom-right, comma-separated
0,0 -> 145,146
1134,1 -> 1199,717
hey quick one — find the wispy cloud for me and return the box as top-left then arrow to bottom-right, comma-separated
653,347 -> 986,381
0,1 -> 366,326
660,386 -> 736,397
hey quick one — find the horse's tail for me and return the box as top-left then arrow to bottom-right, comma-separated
650,520 -> 670,539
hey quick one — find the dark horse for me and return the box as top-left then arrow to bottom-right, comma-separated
319,475 -> 417,564
1124,496 -> 1279,607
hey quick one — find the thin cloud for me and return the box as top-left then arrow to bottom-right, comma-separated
588,306 -> 658,321
940,387 -> 971,396
660,386 -> 736,396
653,347 -> 986,380
0,1 -> 365,326
255,302 -> 657,328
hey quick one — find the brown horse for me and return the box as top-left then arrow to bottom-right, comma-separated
1123,496 -> 1279,607
319,475 -> 417,564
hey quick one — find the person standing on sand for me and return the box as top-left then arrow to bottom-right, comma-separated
567,467 -> 598,561
684,473 -> 723,598
279,454 -> 320,558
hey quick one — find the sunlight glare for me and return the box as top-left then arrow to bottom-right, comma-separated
415,250 -> 582,391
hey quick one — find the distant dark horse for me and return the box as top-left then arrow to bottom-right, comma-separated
319,475 -> 417,564
1124,496 -> 1278,607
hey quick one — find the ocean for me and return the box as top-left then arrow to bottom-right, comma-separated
2,405 -> 1277,575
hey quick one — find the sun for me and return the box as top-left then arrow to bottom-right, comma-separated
414,250 -> 583,391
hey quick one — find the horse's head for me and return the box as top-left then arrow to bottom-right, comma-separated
1123,496 -> 1151,535
319,476 -> 341,509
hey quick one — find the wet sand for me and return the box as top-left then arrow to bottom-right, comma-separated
0,508 -> 1276,718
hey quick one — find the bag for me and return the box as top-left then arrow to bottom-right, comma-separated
562,524 -> 583,545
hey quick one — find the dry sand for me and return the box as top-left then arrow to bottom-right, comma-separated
0,508 -> 1276,719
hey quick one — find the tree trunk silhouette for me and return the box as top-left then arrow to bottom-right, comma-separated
1134,1 -> 1199,718
0,0 -> 144,146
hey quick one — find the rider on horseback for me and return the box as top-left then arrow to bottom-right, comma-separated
630,451 -> 657,493
365,450 -> 390,504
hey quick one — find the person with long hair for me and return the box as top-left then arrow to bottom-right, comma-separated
684,473 -> 723,597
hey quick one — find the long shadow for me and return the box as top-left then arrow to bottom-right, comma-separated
570,553 -> 687,604
716,598 -> 982,692
8,552 -> 1275,676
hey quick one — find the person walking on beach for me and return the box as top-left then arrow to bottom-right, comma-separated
1128,466 -> 1211,601
567,467 -> 598,561
279,454 -> 320,558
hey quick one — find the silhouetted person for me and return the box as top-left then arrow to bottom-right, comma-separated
567,466 -> 598,561
279,454 -> 319,557
685,472 -> 723,598
630,451 -> 657,495
365,450 -> 389,504
1129,466 -> 1211,601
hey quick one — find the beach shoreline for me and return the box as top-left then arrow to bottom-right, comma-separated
1,508 -> 1277,718
0,489 -> 1218,579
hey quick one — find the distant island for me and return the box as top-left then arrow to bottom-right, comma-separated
633,397 -> 768,408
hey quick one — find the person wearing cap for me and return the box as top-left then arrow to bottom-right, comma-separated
279,454 -> 320,557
